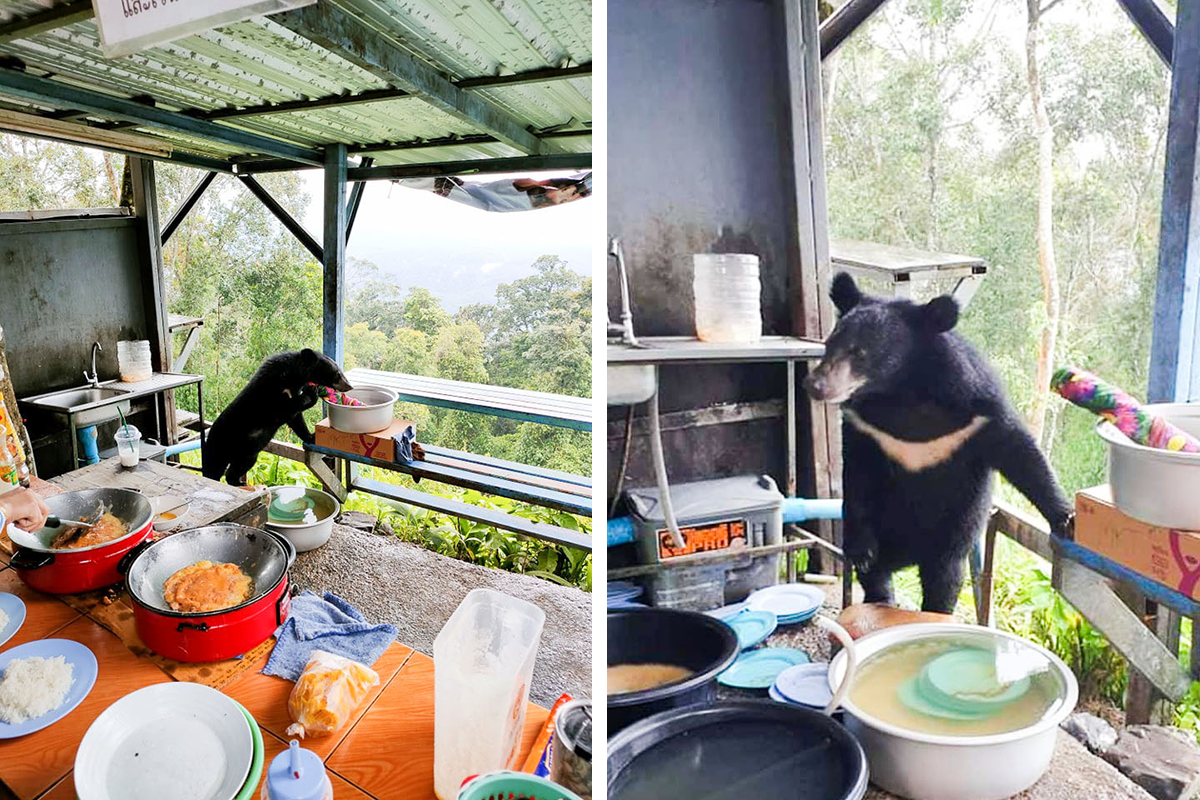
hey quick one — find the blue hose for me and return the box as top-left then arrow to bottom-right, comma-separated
607,496 -> 843,547
164,439 -> 202,457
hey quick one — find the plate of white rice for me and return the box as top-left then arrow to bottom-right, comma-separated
0,592 -> 25,647
0,639 -> 97,738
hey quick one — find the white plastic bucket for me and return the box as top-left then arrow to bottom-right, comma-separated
693,254 -> 762,343
433,589 -> 546,800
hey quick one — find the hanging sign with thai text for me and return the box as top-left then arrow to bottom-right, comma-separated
92,0 -> 315,58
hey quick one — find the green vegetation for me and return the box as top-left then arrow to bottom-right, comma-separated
244,450 -> 591,590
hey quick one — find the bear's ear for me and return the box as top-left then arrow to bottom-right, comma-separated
299,348 -> 320,364
830,272 -> 862,314
920,295 -> 959,333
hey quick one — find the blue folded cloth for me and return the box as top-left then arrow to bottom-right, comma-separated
393,423 -> 417,463
263,591 -> 398,680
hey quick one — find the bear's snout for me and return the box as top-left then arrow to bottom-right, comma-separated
803,370 -> 828,400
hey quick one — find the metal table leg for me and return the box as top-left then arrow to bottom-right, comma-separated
68,413 -> 78,470
197,383 -> 205,446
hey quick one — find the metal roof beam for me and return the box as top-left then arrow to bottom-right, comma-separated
348,128 -> 589,156
345,153 -> 590,181
162,171 -> 217,246
820,0 -> 891,59
273,5 -> 545,155
0,0 -> 93,43
0,65 -> 324,165
455,63 -> 591,89
201,63 -> 591,122
345,156 -> 372,242
1113,0 -> 1174,66
238,174 -> 324,262
204,87 -> 410,120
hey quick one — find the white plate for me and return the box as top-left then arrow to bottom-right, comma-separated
75,683 -> 253,800
745,584 -> 826,619
0,593 -> 26,647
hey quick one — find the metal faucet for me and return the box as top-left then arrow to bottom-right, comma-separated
83,341 -> 102,387
608,237 -> 639,346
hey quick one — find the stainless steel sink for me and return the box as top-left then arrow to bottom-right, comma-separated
27,386 -> 132,426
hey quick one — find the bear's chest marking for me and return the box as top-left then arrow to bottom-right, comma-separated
844,409 -> 989,472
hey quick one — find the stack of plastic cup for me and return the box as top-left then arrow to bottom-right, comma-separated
693,253 -> 762,343
117,340 -> 153,383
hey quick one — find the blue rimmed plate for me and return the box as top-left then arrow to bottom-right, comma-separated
717,648 -> 811,689
0,593 -> 26,648
0,639 -> 97,738
774,662 -> 835,708
727,610 -> 778,650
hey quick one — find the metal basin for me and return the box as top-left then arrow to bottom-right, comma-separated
30,386 -> 131,426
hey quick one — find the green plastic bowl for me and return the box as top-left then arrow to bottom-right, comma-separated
457,771 -> 583,800
233,701 -> 265,800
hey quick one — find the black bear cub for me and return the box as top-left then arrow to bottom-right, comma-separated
202,349 -> 352,486
804,273 -> 1072,613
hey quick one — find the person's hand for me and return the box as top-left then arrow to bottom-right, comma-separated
0,487 -> 49,532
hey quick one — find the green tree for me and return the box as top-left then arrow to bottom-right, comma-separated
403,287 -> 450,337
487,256 -> 592,397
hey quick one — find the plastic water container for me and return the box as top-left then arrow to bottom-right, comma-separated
693,253 -> 762,343
433,589 -> 546,800
117,340 -> 152,383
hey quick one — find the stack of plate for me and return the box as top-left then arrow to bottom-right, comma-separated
743,584 -> 825,625
607,581 -> 646,609
769,662 -> 835,710
717,648 -> 811,690
75,683 -> 265,800
898,647 -> 1032,720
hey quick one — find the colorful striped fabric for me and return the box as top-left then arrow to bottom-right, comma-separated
1051,366 -> 1200,452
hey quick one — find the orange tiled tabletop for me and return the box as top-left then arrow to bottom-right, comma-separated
223,641 -> 415,761
0,616 -> 173,799
0,569 -> 82,649
326,652 -> 551,800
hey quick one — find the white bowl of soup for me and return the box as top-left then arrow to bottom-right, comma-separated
827,623 -> 1077,800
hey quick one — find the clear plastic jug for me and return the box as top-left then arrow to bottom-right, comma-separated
693,253 -> 763,343
433,589 -> 546,800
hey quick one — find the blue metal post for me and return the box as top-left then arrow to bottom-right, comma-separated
323,144 -> 347,364
1149,0 -> 1200,403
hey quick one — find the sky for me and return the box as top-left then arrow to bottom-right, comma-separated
299,170 -> 593,311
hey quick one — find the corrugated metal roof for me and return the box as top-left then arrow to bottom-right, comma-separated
0,0 -> 591,170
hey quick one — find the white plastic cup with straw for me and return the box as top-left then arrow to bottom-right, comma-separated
114,407 -> 140,468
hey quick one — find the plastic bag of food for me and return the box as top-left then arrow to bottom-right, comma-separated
286,650 -> 380,738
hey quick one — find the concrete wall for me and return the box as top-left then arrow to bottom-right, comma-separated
0,216 -> 155,476
607,0 -> 816,511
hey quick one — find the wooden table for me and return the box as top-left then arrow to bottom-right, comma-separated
0,460 -> 551,799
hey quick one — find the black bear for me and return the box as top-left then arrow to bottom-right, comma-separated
202,349 -> 352,486
803,273 -> 1072,613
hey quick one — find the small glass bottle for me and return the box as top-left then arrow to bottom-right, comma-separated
261,740 -> 333,800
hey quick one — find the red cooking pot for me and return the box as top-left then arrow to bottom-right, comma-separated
121,524 -> 297,663
9,488 -> 153,594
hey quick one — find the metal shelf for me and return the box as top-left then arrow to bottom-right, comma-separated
608,335 -> 825,365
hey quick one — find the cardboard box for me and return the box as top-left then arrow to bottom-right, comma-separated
1075,486 -> 1200,599
313,417 -> 416,462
